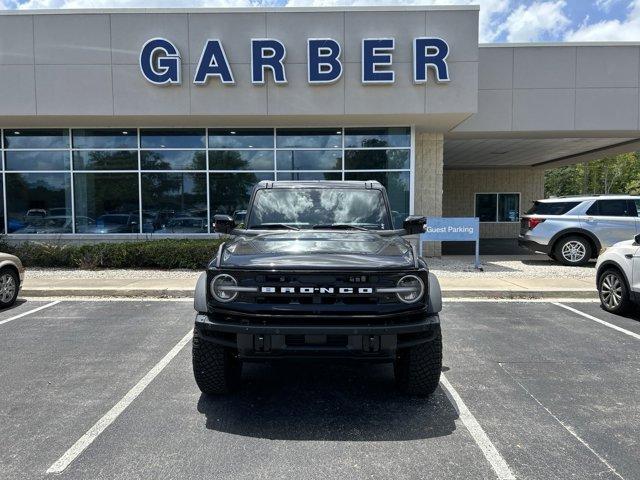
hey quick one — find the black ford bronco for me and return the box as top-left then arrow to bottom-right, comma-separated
193,181 -> 443,396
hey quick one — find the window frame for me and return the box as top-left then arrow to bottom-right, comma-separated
474,192 -> 521,224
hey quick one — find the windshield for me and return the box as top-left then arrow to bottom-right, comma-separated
247,188 -> 392,230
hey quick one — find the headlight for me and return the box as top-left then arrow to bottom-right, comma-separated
395,275 -> 424,303
210,274 -> 239,303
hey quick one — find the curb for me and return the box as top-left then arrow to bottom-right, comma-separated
20,288 -> 598,300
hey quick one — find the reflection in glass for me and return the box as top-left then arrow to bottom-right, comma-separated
248,188 -> 391,230
74,173 -> 139,233
276,128 -> 342,149
142,173 -> 207,233
498,194 -> 520,222
140,129 -> 205,149
72,129 -> 137,149
141,151 -> 206,170
5,151 -> 70,171
344,149 -> 409,170
344,127 -> 410,148
209,129 -> 273,149
209,151 -> 273,170
475,194 -> 498,222
3,129 -> 69,149
6,173 -> 72,233
277,172 -> 342,181
73,151 -> 138,170
345,171 -> 410,228
209,172 -> 274,216
276,150 -> 341,170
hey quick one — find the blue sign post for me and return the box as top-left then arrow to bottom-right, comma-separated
420,217 -> 482,270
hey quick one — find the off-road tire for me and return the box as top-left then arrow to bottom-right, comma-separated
554,235 -> 592,266
598,268 -> 632,315
0,268 -> 19,308
394,325 -> 443,396
192,325 -> 242,395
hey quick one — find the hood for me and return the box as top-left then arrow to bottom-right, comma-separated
217,231 -> 415,270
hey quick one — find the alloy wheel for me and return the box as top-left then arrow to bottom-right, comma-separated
0,273 -> 16,304
601,273 -> 623,310
561,241 -> 586,263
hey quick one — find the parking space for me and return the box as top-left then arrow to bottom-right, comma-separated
0,298 -> 638,479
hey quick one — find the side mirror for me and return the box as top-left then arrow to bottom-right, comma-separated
213,214 -> 235,234
635,233 -> 640,245
403,215 -> 426,235
233,210 -> 247,225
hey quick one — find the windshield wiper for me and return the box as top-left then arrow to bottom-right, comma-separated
252,223 -> 300,230
312,224 -> 369,231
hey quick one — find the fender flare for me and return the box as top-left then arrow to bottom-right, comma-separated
194,272 -> 208,313
426,272 -> 442,314
549,228 -> 602,255
596,260 -> 631,289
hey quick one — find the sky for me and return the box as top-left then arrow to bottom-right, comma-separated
1,0 -> 640,44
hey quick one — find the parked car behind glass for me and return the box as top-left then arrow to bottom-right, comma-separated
519,195 -> 640,266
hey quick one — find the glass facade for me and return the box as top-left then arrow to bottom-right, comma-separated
0,127 -> 411,234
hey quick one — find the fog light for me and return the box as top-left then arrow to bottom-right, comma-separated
210,274 -> 239,303
396,275 -> 424,303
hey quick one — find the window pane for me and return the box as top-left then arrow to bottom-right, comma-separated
4,129 -> 69,149
593,199 -> 633,217
6,173 -> 72,233
344,149 -> 409,170
277,171 -> 342,181
209,129 -> 273,149
498,194 -> 520,222
635,200 -> 640,217
140,129 -> 205,149
526,201 -> 579,215
209,172 -> 274,216
345,171 -> 409,228
73,151 -> 138,170
276,150 -> 341,170
209,150 -> 273,170
74,173 -> 139,234
344,127 -> 410,148
0,182 -> 3,234
141,173 -> 208,233
72,129 -> 137,149
276,128 -> 342,148
475,194 -> 497,222
5,151 -> 69,171
141,151 -> 205,170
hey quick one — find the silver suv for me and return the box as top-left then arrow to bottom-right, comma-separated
519,195 -> 640,266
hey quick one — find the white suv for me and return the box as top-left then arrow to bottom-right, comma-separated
519,195 -> 640,266
596,234 -> 640,314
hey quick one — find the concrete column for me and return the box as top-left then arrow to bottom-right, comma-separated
414,132 -> 443,256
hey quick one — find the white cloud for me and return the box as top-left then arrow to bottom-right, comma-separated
498,0 -> 570,42
595,0 -> 619,12
565,0 -> 640,41
285,0 -> 512,43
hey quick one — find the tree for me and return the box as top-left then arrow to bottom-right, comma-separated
545,152 -> 640,197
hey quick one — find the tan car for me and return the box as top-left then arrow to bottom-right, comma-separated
0,253 -> 24,308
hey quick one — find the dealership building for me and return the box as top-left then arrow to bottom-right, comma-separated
1,5 -> 640,253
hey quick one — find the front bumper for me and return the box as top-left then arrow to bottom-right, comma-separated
195,310 -> 440,360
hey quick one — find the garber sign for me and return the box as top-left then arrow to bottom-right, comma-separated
140,37 -> 451,86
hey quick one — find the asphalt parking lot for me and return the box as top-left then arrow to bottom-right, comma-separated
1,298 -> 639,480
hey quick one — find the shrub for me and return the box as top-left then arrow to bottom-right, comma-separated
0,238 -> 224,270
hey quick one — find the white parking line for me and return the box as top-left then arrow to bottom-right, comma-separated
553,302 -> 640,341
499,364 -> 624,479
46,328 -> 193,474
440,374 -> 516,480
0,300 -> 61,326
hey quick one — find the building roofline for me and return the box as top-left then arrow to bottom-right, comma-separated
0,5 -> 479,15
481,41 -> 640,48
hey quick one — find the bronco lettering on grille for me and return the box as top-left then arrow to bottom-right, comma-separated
260,287 -> 374,295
